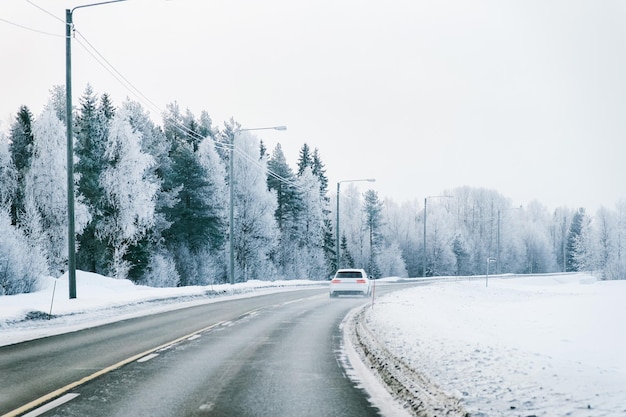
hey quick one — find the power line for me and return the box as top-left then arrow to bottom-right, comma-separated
0,16 -> 62,37
24,0 -> 65,24
72,29 -> 303,192
13,2 -> 298,190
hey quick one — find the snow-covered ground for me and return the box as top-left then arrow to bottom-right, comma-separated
359,273 -> 626,416
0,271 -> 324,346
2,272 -> 625,416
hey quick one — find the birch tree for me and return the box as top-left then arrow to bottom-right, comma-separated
232,131 -> 279,281
291,167 -> 326,279
0,132 -> 17,207
98,106 -> 158,279
26,105 -> 90,276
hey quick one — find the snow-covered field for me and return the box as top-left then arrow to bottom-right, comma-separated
361,273 -> 626,416
2,272 -> 625,416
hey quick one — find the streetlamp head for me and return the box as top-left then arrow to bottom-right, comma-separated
274,125 -> 287,131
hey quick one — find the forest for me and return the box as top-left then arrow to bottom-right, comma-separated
1,85 -> 625,295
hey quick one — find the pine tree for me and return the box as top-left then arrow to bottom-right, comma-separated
311,148 -> 329,196
8,105 -> 35,225
566,208 -> 586,272
74,85 -> 112,274
292,167 -> 326,279
296,143 -> 312,176
295,144 -> 334,274
363,189 -> 384,277
267,143 -> 301,275
310,148 -> 334,274
340,234 -> 355,268
268,144 -> 300,230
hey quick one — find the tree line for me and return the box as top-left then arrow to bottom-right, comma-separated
1,86 -> 624,295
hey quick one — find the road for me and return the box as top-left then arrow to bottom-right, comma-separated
0,285 -> 406,417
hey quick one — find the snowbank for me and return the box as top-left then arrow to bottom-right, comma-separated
0,271 -> 324,346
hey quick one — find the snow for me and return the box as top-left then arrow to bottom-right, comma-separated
0,271 -> 323,346
2,271 -> 625,416
360,273 -> 626,416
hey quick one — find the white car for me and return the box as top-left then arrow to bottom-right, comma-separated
329,268 -> 371,298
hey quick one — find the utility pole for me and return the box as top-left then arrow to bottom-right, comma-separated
65,9 -> 76,299
65,0 -> 127,299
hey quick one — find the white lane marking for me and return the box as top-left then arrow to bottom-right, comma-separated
21,393 -> 80,417
137,353 -> 159,363
187,334 -> 201,341
3,321 -> 226,417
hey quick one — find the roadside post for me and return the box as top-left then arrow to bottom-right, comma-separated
486,257 -> 496,287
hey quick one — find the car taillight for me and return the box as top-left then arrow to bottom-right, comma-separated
356,279 -> 366,284
331,279 -> 341,283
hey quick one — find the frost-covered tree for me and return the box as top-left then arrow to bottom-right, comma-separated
139,249 -> 179,288
550,207 -> 572,273
423,199 -> 456,276
572,211 -> 595,272
98,105 -> 158,279
611,202 -> 626,280
310,148 -> 334,274
566,208 -> 586,272
383,199 -> 421,277
0,132 -> 17,207
267,143 -> 301,275
120,99 -> 176,283
363,189 -> 384,277
47,85 -> 67,122
290,167 -> 326,279
296,143 -> 312,176
376,242 -> 408,278
594,206 -> 616,279
232,131 -> 279,281
162,134 -> 226,285
74,85 -> 114,274
268,143 -> 300,231
338,184 -> 367,268
9,105 -> 35,225
339,234 -> 355,268
162,102 -> 213,153
517,201 -> 556,274
0,207 -> 46,295
26,105 -> 90,276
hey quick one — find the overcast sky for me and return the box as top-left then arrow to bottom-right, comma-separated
1,0 -> 625,212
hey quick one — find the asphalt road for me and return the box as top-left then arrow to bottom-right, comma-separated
0,286 -> 400,417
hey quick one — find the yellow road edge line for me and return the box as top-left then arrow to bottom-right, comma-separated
1,321 -> 226,417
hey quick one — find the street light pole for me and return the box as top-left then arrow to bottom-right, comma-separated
229,125 -> 286,285
422,195 -> 453,277
65,0 -> 127,299
336,178 -> 375,269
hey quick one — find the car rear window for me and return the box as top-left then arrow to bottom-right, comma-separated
336,271 -> 363,278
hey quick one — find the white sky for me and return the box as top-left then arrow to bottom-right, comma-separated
1,0 -> 625,212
